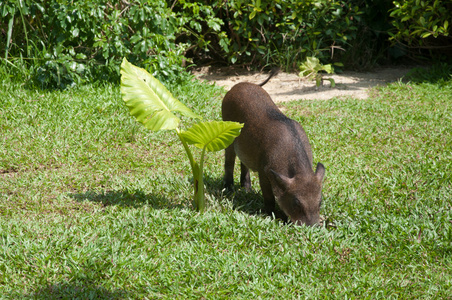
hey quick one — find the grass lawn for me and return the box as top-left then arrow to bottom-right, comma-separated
1,68 -> 451,299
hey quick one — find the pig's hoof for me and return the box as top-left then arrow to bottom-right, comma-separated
223,183 -> 234,193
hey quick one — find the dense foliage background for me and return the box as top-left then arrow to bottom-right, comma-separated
1,0 -> 451,88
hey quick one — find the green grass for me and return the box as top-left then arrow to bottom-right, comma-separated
1,68 -> 451,298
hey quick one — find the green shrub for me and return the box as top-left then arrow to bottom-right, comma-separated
6,0 -> 448,88
175,0 -> 365,69
0,0 -> 187,88
1,0 -> 369,88
389,0 -> 452,58
333,1 -> 394,69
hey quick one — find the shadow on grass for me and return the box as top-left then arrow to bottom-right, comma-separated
405,63 -> 452,84
70,189 -> 188,210
69,175 -> 273,219
20,263 -> 133,299
26,282 -> 129,299
203,174 -> 272,218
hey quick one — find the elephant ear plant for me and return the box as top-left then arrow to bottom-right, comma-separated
120,58 -> 243,212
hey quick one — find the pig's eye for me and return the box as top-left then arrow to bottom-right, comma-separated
292,198 -> 303,211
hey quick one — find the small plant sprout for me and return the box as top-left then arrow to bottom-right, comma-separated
299,56 -> 336,88
120,58 -> 243,212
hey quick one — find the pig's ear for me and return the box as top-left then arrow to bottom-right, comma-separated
315,163 -> 325,181
269,169 -> 293,189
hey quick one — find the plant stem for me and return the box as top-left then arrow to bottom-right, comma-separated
196,147 -> 207,212
5,16 -> 14,60
176,128 -> 195,170
176,128 -> 205,212
18,5 -> 30,58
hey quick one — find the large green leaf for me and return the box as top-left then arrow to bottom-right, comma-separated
180,121 -> 244,152
120,58 -> 200,131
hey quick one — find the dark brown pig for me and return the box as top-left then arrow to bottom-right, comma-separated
222,70 -> 325,226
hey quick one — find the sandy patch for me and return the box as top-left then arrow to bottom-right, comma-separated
193,66 -> 412,102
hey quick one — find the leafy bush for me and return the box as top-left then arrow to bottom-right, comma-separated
389,0 -> 452,58
4,0 -> 449,88
0,0 -> 187,88
332,1 -> 394,69
1,0 -> 368,88
175,0 -> 365,69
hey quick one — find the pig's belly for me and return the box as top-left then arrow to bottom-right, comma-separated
234,142 -> 260,172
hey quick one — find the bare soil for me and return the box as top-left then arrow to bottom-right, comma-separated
193,66 -> 413,102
